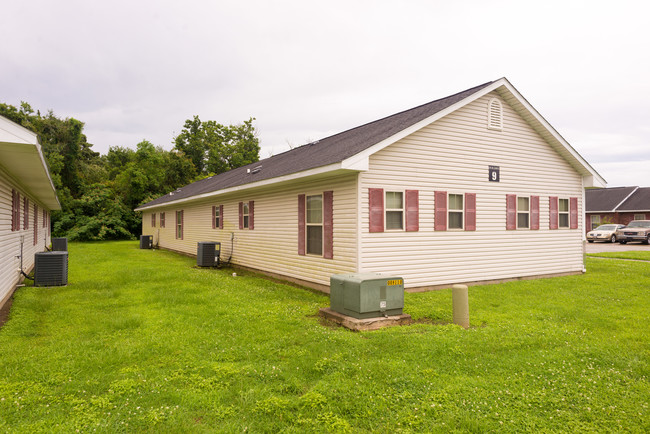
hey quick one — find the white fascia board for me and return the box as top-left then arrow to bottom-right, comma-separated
617,209 -> 650,213
497,79 -> 607,188
135,162 -> 352,211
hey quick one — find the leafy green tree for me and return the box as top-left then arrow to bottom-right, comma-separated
174,116 -> 260,175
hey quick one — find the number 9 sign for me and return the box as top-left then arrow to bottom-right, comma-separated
489,166 -> 500,182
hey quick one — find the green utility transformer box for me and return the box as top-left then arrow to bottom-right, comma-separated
329,273 -> 404,319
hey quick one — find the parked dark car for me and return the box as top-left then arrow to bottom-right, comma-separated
616,220 -> 650,244
586,224 -> 625,243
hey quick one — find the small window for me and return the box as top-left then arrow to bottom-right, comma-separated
517,197 -> 530,229
242,203 -> 250,229
559,199 -> 569,228
176,210 -> 183,239
160,212 -> 166,228
385,191 -> 403,230
448,194 -> 464,229
591,215 -> 601,230
23,197 -> 29,230
43,209 -> 47,228
488,98 -> 503,131
306,195 -> 323,255
151,213 -> 156,227
215,206 -> 221,228
634,213 -> 646,220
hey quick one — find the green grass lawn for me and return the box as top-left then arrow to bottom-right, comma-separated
1,241 -> 649,433
588,250 -> 650,261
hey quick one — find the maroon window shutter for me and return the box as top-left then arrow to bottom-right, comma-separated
238,202 -> 243,229
530,195 -> 540,230
549,197 -> 558,230
323,191 -> 334,259
175,212 -> 178,238
12,190 -> 17,231
570,197 -> 578,229
368,188 -> 384,233
506,194 -> 516,230
405,190 -> 419,232
465,193 -> 476,231
34,204 -> 38,246
298,195 -> 306,255
23,198 -> 28,230
219,205 -> 224,229
434,191 -> 447,231
249,201 -> 254,230
212,206 -> 216,229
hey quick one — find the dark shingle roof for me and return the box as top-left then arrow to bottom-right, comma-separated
585,187 -> 639,212
138,81 -> 494,209
618,187 -> 650,211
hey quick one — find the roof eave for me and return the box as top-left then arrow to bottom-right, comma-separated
135,162 -> 360,211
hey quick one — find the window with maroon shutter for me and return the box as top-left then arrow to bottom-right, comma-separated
160,212 -> 165,228
569,197 -> 578,229
465,193 -> 476,231
530,196 -> 540,230
212,206 -> 216,229
405,190 -> 419,232
298,194 -> 306,255
549,197 -> 559,229
448,194 -> 464,229
434,191 -> 447,231
151,213 -> 156,227
323,191 -> 333,259
368,188 -> 384,233
11,190 -> 19,231
219,205 -> 224,229
506,194 -> 516,230
43,209 -> 47,228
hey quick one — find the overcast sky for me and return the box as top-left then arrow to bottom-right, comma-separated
3,0 -> 649,187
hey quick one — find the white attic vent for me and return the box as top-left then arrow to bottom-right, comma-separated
487,98 -> 503,131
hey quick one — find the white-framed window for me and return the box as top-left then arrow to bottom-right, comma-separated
634,213 -> 646,220
160,212 -> 166,228
517,196 -> 530,229
242,203 -> 250,228
591,215 -> 601,230
151,213 -> 156,227
176,210 -> 183,239
448,193 -> 464,229
385,191 -> 404,230
215,206 -> 221,228
306,194 -> 323,255
559,198 -> 569,228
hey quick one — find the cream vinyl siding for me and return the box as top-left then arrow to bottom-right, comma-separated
143,173 -> 358,286
0,167 -> 52,304
360,91 -> 584,288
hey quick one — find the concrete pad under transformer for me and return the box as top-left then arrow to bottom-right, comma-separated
318,307 -> 412,331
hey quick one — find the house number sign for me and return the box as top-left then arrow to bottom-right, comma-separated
489,165 -> 500,182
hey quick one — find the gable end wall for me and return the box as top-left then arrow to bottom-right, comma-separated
360,91 -> 585,288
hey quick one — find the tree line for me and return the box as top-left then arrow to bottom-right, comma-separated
0,102 -> 260,241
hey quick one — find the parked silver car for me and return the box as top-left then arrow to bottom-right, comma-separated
586,224 -> 625,243
617,220 -> 650,244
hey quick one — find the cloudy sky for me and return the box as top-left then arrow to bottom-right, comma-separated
3,0 -> 649,186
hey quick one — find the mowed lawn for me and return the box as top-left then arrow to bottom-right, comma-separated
0,242 -> 648,433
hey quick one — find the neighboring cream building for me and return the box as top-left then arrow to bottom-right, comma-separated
136,78 -> 606,292
1,115 -> 60,309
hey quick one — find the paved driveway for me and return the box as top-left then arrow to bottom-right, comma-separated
585,240 -> 650,253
